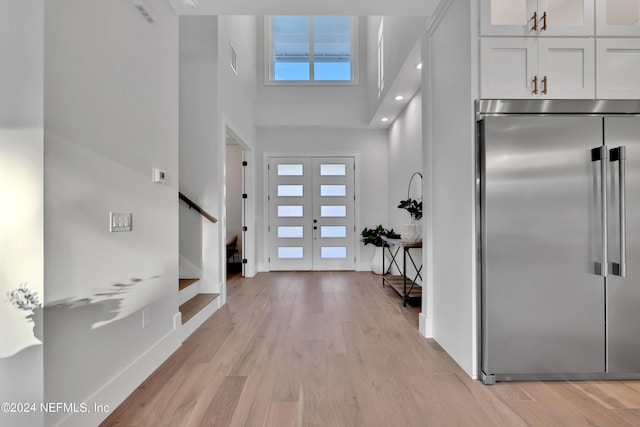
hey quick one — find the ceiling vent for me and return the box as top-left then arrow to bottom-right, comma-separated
133,0 -> 155,23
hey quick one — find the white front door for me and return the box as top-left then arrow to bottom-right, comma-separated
269,156 -> 355,271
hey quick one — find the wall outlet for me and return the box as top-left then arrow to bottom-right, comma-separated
110,212 -> 132,232
142,307 -> 150,328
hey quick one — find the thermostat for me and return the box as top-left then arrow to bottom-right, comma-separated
152,168 -> 167,184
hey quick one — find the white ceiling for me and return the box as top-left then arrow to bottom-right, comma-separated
168,0 -> 440,16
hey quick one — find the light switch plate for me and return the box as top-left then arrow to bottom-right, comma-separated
110,212 -> 132,232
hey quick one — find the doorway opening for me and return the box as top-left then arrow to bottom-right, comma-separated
225,128 -> 251,279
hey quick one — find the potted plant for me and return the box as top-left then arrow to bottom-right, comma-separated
361,225 -> 399,274
397,172 -> 423,242
397,198 -> 422,220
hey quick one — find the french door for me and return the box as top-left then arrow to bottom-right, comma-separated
268,156 -> 355,271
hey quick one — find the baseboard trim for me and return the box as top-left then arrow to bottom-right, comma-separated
52,314 -> 182,427
419,312 -> 433,338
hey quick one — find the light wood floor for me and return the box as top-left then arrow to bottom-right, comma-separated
101,271 -> 640,426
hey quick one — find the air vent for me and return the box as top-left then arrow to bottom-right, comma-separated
133,0 -> 155,23
230,42 -> 238,76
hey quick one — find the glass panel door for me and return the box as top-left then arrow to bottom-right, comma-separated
312,157 -> 355,270
480,0 -> 537,36
268,156 -> 355,271
269,157 -> 312,270
597,0 -> 640,35
539,0 -> 594,36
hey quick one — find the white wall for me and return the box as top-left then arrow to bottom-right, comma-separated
0,129 -> 44,427
388,91 -> 423,232
0,1 -> 44,425
44,1 -> 180,425
219,15 -> 258,146
218,15 -> 259,278
0,0 -> 43,127
179,16 -> 221,290
256,127 -> 389,271
388,91 -> 423,279
256,17 -> 370,128
180,15 -> 259,287
423,0 -> 478,377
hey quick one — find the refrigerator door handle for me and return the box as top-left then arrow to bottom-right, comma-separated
611,146 -> 627,278
592,146 -> 608,277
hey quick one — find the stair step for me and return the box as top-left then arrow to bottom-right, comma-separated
179,278 -> 199,291
179,293 -> 219,324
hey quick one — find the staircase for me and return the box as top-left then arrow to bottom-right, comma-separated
178,278 -> 220,337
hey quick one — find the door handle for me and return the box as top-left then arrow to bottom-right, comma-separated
532,76 -> 538,95
541,11 -> 547,31
541,76 -> 548,95
592,146 -> 608,277
531,11 -> 538,31
611,146 -> 627,277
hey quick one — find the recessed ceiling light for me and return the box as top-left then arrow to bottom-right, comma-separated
416,63 -> 423,70
381,117 -> 389,122
394,95 -> 404,101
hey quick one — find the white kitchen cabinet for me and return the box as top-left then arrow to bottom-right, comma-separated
480,0 -> 594,37
596,0 -> 640,36
481,38 -> 537,98
481,38 -> 595,99
596,38 -> 640,98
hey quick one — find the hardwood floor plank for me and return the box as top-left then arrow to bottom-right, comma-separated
611,409 -> 640,426
491,382 -> 534,402
569,381 -> 640,410
198,375 -> 247,427
101,272 -> 640,427
264,402 -> 299,427
545,382 -> 637,427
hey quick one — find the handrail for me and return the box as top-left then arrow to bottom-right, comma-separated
179,192 -> 217,223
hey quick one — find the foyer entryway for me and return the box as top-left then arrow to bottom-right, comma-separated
268,156 -> 355,271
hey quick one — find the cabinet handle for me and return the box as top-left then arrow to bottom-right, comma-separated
541,11 -> 547,31
542,76 -> 548,95
531,11 -> 538,31
532,75 -> 538,94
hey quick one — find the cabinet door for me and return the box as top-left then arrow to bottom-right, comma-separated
596,39 -> 640,99
538,38 -> 594,98
538,0 -> 595,36
480,38 -> 538,98
480,0 -> 538,36
596,0 -> 640,36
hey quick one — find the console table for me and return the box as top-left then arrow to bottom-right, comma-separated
380,236 -> 422,307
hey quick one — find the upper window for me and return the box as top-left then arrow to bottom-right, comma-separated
267,16 -> 358,84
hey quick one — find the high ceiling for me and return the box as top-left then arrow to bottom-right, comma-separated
168,0 -> 441,16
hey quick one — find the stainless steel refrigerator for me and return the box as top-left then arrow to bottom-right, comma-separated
478,100 -> 640,384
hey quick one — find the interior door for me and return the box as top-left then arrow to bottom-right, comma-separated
269,156 -> 355,271
481,116 -> 605,377
605,117 -> 640,373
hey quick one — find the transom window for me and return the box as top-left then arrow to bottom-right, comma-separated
266,16 -> 358,84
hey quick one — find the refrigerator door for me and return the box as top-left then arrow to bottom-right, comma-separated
481,116 -> 606,377
605,117 -> 640,373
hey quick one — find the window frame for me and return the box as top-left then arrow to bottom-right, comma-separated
264,15 -> 359,86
